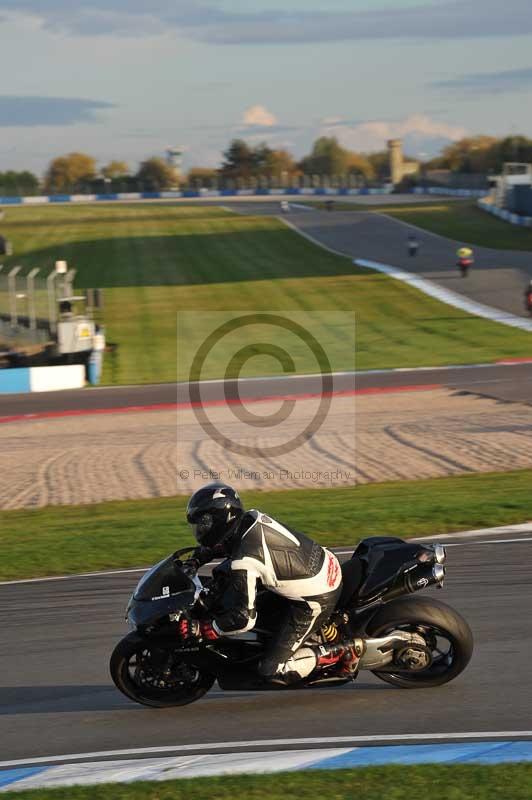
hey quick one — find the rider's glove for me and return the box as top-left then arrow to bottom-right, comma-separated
182,557 -> 201,577
182,545 -> 222,576
178,619 -> 219,641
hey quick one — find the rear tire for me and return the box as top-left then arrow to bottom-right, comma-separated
367,596 -> 473,688
110,633 -> 215,707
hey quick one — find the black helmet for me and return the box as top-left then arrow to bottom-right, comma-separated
186,483 -> 244,548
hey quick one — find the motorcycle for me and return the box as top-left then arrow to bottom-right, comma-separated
457,257 -> 474,277
110,536 -> 473,707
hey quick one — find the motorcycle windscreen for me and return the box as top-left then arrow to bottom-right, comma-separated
133,555 -> 194,601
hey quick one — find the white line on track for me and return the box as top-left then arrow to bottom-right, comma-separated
446,536 -> 532,547
0,567 -> 148,586
334,536 -> 532,555
32,359 -> 530,396
285,203 -> 317,212
411,522 -> 532,541
1,524 -> 531,586
356,258 -> 532,332
2,732 -> 532,769
281,217 -> 350,258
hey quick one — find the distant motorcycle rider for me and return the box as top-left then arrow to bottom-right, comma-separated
181,482 -> 358,684
525,280 -> 532,315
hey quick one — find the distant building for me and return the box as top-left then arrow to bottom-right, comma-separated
166,147 -> 184,181
387,139 -> 419,186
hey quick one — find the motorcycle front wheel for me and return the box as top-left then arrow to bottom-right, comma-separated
366,596 -> 473,689
110,633 -> 215,707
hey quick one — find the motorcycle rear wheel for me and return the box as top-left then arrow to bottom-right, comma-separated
110,633 -> 215,707
367,596 -> 473,688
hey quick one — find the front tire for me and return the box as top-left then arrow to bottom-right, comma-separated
110,633 -> 215,707
366,596 -> 473,688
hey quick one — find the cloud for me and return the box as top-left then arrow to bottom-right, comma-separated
433,66 -> 532,95
320,114 -> 468,157
0,0 -> 531,42
242,105 -> 278,128
0,96 -> 114,127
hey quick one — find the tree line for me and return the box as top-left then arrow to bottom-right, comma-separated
426,135 -> 532,174
0,133 -> 531,196
0,140 -> 391,195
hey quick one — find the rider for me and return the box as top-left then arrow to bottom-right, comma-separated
180,482 -> 359,684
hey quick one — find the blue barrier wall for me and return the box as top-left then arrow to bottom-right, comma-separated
0,368 -> 31,394
0,365 -> 86,394
0,188 -> 394,206
478,198 -> 532,227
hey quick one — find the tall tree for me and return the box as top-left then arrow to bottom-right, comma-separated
346,153 -> 374,181
136,157 -> 176,190
101,160 -> 129,179
255,146 -> 299,179
220,139 -> 255,179
299,137 -> 349,176
365,151 -> 390,181
44,152 -> 96,193
0,170 -> 39,195
429,136 -> 498,172
494,136 -> 532,168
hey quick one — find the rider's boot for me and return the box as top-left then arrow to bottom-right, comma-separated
315,638 -> 365,676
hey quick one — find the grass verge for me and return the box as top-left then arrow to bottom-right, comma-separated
3,765 -> 532,800
1,204 -> 531,384
1,469 -> 531,581
101,274 -> 532,384
307,200 -> 532,250
381,202 -> 532,249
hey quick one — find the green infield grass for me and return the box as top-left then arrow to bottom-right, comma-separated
1,204 -> 530,385
3,764 -> 532,800
1,469 -> 531,580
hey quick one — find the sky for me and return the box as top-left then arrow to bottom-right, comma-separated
0,0 -> 531,176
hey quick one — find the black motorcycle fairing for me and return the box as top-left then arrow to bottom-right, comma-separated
127,591 -> 196,628
127,554 -> 198,628
134,555 -> 195,601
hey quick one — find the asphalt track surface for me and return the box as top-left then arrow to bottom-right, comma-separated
2,528 -> 531,763
1,362 -> 532,418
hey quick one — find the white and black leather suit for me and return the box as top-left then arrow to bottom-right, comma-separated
205,509 -> 343,678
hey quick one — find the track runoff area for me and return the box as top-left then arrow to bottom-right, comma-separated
2,200 -> 532,792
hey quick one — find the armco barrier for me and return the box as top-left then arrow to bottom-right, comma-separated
0,187 -> 393,206
478,198 -> 532,228
0,364 -> 85,394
